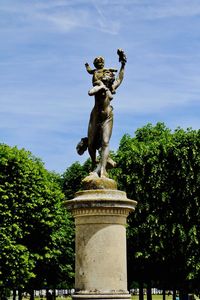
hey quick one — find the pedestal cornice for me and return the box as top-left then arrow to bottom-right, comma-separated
65,189 -> 137,216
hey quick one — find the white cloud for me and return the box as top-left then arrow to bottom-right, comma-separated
143,1 -> 200,19
0,0 -> 121,34
92,1 -> 121,34
89,0 -> 200,24
2,0 -> 200,36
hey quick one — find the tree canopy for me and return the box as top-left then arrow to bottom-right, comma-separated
1,121 -> 200,295
58,123 -> 200,293
0,144 -> 74,293
113,123 -> 200,292
61,160 -> 91,200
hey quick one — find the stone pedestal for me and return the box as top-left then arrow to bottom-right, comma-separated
65,179 -> 137,300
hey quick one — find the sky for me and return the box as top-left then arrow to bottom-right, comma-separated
1,0 -> 200,173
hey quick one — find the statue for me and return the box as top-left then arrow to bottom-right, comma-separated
77,49 -> 127,178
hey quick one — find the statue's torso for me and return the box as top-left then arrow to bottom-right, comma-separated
92,91 -> 113,123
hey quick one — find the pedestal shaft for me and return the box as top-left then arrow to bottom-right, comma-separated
75,214 -> 127,292
66,189 -> 137,300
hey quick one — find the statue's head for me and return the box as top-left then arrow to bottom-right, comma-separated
93,56 -> 105,69
102,70 -> 115,88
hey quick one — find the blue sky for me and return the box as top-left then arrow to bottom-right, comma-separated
1,0 -> 200,173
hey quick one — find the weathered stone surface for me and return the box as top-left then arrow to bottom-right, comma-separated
82,173 -> 117,190
65,189 -> 137,300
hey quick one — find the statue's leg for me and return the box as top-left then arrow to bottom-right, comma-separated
99,116 -> 113,177
87,112 -> 97,171
88,142 -> 96,170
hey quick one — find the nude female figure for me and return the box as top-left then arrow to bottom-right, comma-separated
76,49 -> 127,178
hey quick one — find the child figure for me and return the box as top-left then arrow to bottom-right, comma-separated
85,56 -> 117,95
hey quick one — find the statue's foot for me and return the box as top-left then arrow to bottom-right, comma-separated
100,167 -> 108,178
106,157 -> 117,169
82,173 -> 117,190
89,171 -> 99,178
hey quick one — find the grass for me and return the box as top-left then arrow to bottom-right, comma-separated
26,295 -> 170,300
132,296 -> 172,300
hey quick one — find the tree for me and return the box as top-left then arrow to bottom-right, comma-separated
113,123 -> 200,294
55,122 -> 200,294
62,160 -> 91,199
0,144 -> 74,294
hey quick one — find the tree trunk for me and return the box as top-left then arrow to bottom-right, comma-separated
18,290 -> 22,300
52,289 -> 56,300
46,289 -> 53,300
139,282 -> 144,300
173,289 -> 176,300
179,289 -> 188,300
46,289 -> 49,300
147,281 -> 152,300
30,289 -> 34,300
163,289 -> 166,300
13,289 -> 16,300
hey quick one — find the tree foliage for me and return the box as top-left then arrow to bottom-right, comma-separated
0,144 -> 74,291
61,123 -> 200,291
114,123 -> 200,291
2,121 -> 199,293
62,160 -> 91,199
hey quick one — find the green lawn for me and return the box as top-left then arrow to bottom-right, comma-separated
132,295 -> 171,300
30,295 -> 170,300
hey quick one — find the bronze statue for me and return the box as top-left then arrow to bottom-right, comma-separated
77,49 -> 127,178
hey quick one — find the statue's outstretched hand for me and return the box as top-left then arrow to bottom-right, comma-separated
117,49 -> 127,65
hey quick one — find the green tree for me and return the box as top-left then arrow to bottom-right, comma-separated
53,122 -> 200,295
113,123 -> 200,295
0,144 -> 74,293
62,160 -> 91,199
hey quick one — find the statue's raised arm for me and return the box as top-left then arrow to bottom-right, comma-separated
76,49 -> 127,179
112,49 -> 127,91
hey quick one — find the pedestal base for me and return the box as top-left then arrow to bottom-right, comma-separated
72,292 -> 131,300
65,186 -> 137,300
